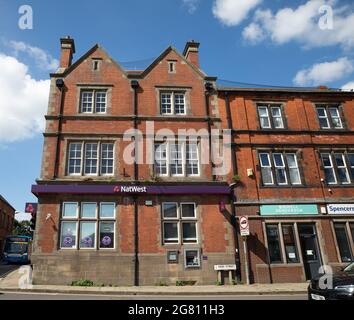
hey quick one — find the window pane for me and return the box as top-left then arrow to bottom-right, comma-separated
84,143 -> 98,175
258,107 -> 270,128
154,144 -> 167,175
321,154 -> 336,184
62,203 -> 78,218
334,224 -> 353,262
100,203 -> 115,218
81,203 -> 96,218
186,143 -> 199,176
162,203 -> 178,218
163,223 -> 178,243
60,221 -> 77,248
95,91 -> 107,113
329,107 -> 342,128
161,93 -> 172,114
185,250 -> 200,267
282,225 -> 299,263
258,106 -> 268,116
266,225 -> 282,263
259,153 -> 270,166
79,222 -> 96,249
182,223 -> 197,243
181,203 -> 196,218
334,154 -> 350,183
99,222 -> 114,248
348,153 -> 354,179
81,91 -> 93,113
68,143 -> 82,175
170,144 -> 183,175
101,143 -> 114,175
271,107 -> 284,128
316,108 -> 329,128
174,93 -> 185,114
273,154 -> 287,184
286,154 -> 301,185
261,167 -> 273,185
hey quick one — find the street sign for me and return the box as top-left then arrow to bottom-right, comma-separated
239,216 -> 250,236
214,264 -> 237,271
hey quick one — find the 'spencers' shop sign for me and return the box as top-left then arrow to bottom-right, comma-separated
327,204 -> 354,214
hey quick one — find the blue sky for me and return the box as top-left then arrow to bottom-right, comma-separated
0,0 -> 354,219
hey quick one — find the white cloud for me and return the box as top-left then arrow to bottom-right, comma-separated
0,53 -> 49,143
242,22 -> 265,43
242,0 -> 354,49
15,211 -> 32,222
293,57 -> 354,86
342,81 -> 354,91
9,40 -> 59,71
183,0 -> 200,14
213,0 -> 262,26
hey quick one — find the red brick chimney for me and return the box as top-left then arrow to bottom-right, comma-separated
60,36 -> 75,69
183,40 -> 200,68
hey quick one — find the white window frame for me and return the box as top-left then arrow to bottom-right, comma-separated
154,143 -> 168,177
81,91 -> 94,113
186,143 -> 200,176
163,221 -> 180,244
160,91 -> 186,115
62,202 -> 79,219
100,143 -> 115,176
99,202 -> 116,220
68,142 -> 83,176
79,221 -> 97,250
321,153 -> 337,184
162,202 -> 179,220
334,153 -> 351,184
271,106 -> 284,129
84,143 -> 99,176
182,222 -> 198,244
286,153 -> 301,185
60,221 -> 79,250
258,106 -> 271,129
273,153 -> 288,185
184,249 -> 201,268
329,107 -> 343,129
99,221 -> 116,250
80,202 -> 98,219
259,153 -> 274,185
95,91 -> 107,113
170,143 -> 184,177
180,202 -> 197,219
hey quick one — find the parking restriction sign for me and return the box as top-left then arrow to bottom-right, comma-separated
239,216 -> 249,236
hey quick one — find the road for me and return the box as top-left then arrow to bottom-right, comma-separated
0,264 -> 19,279
0,291 -> 307,300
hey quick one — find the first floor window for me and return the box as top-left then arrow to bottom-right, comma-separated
266,224 -> 282,263
321,152 -> 353,185
162,202 -> 197,244
334,223 -> 353,262
80,90 -> 107,114
160,91 -> 186,115
184,249 -> 200,268
60,202 -> 116,250
259,151 -> 301,186
67,141 -> 114,176
154,142 -> 199,177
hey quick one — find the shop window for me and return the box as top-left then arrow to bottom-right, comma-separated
184,249 -> 200,268
320,152 -> 353,185
154,142 -> 199,177
266,224 -> 282,263
160,92 -> 186,115
162,202 -> 197,245
257,104 -> 285,129
259,152 -> 301,186
80,90 -> 107,114
60,202 -> 116,250
316,105 -> 343,129
282,225 -> 299,263
334,223 -> 353,262
67,141 -> 114,176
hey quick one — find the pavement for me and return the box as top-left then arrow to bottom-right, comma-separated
0,264 -> 309,297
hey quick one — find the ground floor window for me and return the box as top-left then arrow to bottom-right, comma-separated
265,222 -> 300,264
184,249 -> 200,268
60,202 -> 116,250
334,222 -> 354,262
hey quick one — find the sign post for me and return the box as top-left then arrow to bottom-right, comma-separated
239,216 -> 250,285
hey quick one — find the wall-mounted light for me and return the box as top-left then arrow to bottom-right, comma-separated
247,168 -> 254,177
45,213 -> 52,221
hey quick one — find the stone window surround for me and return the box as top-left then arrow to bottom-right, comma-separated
253,101 -> 287,130
76,84 -> 113,115
155,86 -> 192,116
313,103 -> 346,130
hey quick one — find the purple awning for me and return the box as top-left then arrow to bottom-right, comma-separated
31,184 -> 230,196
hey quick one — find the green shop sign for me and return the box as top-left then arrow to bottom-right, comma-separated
260,204 -> 319,216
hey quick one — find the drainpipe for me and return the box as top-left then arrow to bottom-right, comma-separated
205,82 -> 216,181
131,80 -> 140,286
225,92 -> 242,282
53,78 -> 65,179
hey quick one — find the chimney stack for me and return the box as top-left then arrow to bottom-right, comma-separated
183,40 -> 200,68
60,36 -> 75,69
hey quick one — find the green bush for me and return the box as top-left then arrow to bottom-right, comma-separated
70,279 -> 94,287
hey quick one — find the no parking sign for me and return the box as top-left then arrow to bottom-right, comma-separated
239,216 -> 249,236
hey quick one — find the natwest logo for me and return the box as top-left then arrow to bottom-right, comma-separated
113,185 -> 147,193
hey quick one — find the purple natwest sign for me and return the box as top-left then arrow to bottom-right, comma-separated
32,184 -> 230,195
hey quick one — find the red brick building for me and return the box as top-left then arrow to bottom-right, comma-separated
0,195 -> 15,256
31,38 -> 236,285
218,88 -> 354,283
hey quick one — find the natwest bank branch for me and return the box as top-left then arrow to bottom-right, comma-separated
31,183 -> 237,286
